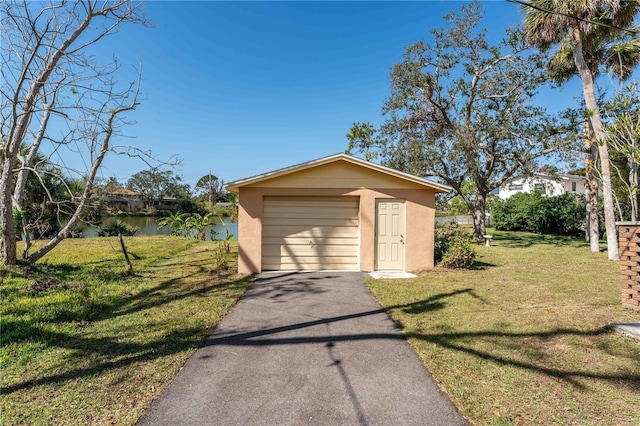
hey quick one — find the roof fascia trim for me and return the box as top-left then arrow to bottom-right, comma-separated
225,153 -> 451,193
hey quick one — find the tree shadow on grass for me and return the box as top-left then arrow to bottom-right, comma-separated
491,232 -> 589,249
198,288 -> 639,393
398,288 -> 482,315
469,260 -> 496,270
1,270 -> 253,395
406,326 -> 640,390
11,261 -> 137,288
3,243 -> 247,322
0,321 -> 206,395
0,275 -> 449,395
3,265 -> 252,326
3,274 -> 638,400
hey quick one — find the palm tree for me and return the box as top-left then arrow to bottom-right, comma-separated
521,0 -> 639,261
544,19 -> 640,252
184,212 -> 214,241
157,211 -> 188,237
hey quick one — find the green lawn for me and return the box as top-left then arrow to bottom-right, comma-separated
365,230 -> 640,425
2,232 -> 639,425
1,236 -> 251,425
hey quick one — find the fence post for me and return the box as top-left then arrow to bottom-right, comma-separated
118,233 -> 133,275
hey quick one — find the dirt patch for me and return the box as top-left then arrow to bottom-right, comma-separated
28,277 -> 84,294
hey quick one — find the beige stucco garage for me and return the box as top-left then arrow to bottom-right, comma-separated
225,153 -> 450,274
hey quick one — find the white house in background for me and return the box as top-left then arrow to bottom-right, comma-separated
498,173 -> 586,200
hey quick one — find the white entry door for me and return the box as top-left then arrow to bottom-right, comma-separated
376,199 -> 405,270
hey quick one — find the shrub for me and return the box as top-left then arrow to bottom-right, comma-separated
97,219 -> 138,237
492,191 -> 541,232
441,234 -> 477,269
493,191 -> 586,236
435,222 -> 476,268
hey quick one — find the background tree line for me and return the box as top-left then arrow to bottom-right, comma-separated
3,162 -> 237,244
103,168 -> 236,213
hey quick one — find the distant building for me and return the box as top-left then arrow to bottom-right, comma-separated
498,173 -> 586,200
105,188 -> 143,210
104,189 -> 181,211
150,197 -> 180,211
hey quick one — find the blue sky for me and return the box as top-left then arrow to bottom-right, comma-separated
83,0 -> 632,189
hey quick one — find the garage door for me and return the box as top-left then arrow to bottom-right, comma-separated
262,196 -> 359,270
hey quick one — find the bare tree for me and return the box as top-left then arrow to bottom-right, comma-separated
1,0 -> 151,265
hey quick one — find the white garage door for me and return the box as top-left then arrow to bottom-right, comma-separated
262,196 -> 359,270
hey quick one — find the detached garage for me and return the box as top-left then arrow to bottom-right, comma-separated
225,153 -> 450,274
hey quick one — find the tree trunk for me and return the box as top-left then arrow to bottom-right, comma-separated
629,157 -> 638,222
14,105 -> 51,208
585,145 -> 600,252
572,30 -> 619,261
0,156 -> 18,265
472,190 -> 487,241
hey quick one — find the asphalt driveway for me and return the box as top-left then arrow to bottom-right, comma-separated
137,271 -> 468,425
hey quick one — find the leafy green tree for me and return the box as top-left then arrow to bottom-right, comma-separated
126,168 -> 191,209
447,180 -> 500,216
347,2 -> 576,240
194,173 -> 226,208
21,164 -> 77,238
493,191 -> 587,236
101,177 -> 124,193
97,219 -> 138,237
520,0 -> 639,259
4,144 -> 86,257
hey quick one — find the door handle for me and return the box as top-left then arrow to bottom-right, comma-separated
400,234 -> 404,244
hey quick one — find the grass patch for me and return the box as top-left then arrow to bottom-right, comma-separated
365,230 -> 640,425
1,236 -> 251,425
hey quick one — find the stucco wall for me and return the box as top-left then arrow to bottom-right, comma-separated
237,186 -> 436,274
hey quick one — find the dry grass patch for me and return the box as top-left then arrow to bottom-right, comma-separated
1,236 -> 251,425
365,231 -> 640,425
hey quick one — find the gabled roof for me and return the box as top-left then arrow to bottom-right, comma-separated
225,153 -> 451,193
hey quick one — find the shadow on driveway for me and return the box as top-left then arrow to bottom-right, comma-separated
137,271 -> 469,426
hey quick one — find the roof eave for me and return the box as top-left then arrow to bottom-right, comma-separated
225,153 -> 451,193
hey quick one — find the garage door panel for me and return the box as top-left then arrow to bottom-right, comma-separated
262,226 -> 357,238
263,217 -> 359,227
263,208 -> 358,219
263,255 -> 357,264
263,204 -> 358,214
262,196 -> 359,271
264,197 -> 358,207
262,237 -> 359,246
263,244 -> 359,257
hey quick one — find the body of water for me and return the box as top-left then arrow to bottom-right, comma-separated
81,215 -> 238,240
